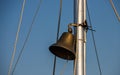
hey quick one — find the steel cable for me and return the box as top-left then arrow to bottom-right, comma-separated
52,0 -> 63,75
87,1 -> 103,75
11,0 -> 42,75
8,0 -> 26,75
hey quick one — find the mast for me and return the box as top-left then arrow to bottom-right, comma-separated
74,0 -> 87,75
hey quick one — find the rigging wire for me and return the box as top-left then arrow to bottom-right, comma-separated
86,1 -> 103,75
60,60 -> 68,75
8,0 -> 26,75
52,0 -> 63,75
110,0 -> 120,21
11,0 -> 42,75
113,0 -> 120,13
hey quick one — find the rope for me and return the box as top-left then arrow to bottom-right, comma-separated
11,0 -> 42,75
8,0 -> 26,75
87,2 -> 102,75
110,0 -> 120,21
52,0 -> 63,75
60,61 -> 68,75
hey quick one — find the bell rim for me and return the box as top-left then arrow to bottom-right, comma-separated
49,44 -> 75,60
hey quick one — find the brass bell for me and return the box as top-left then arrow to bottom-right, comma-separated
49,31 -> 75,60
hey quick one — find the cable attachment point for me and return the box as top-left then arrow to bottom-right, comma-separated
68,23 -> 78,33
88,26 -> 96,32
68,20 -> 88,28
68,20 -> 90,32
68,26 -> 72,33
67,23 -> 78,33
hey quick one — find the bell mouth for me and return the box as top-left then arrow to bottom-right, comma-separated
49,45 -> 75,60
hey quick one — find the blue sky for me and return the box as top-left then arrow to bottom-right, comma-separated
0,0 -> 120,75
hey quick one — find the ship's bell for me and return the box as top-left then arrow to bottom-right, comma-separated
49,31 -> 75,60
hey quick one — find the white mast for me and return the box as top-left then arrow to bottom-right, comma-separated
74,0 -> 86,75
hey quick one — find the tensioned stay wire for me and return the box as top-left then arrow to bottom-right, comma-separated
52,0 -> 63,75
8,0 -> 26,75
86,1 -> 102,75
11,0 -> 42,75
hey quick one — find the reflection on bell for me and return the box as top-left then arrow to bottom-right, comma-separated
49,32 -> 75,60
